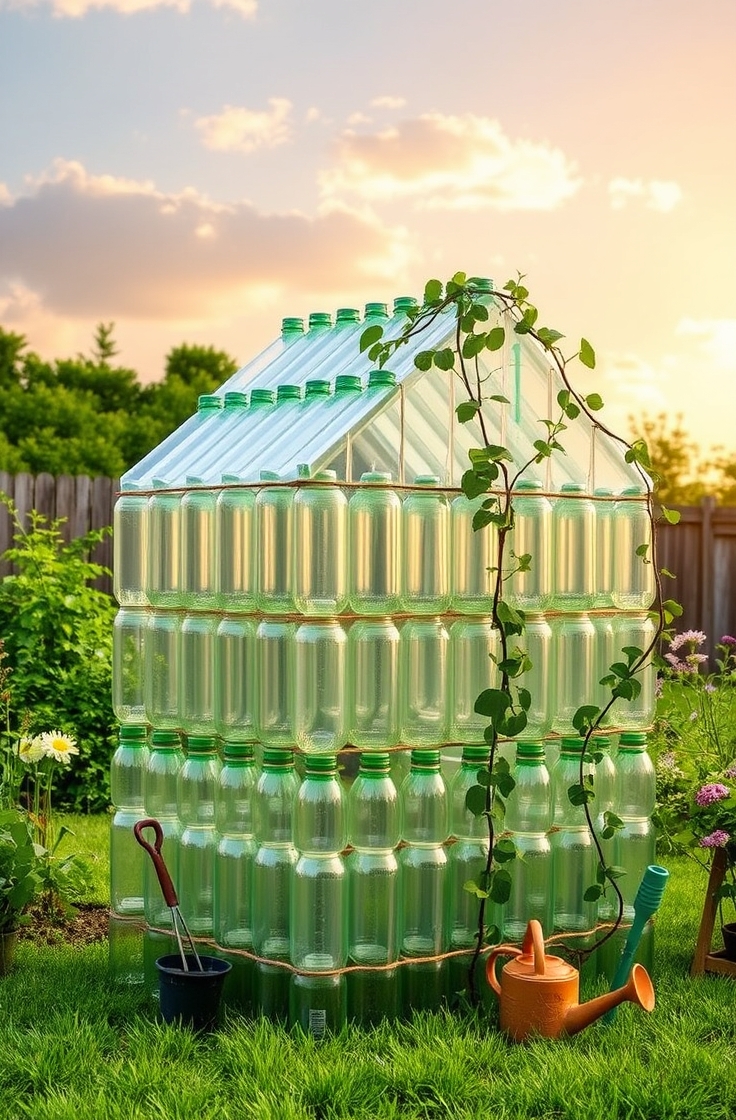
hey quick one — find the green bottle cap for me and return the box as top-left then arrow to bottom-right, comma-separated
262,747 -> 294,768
223,391 -> 248,409
591,735 -> 612,750
120,481 -> 143,492
185,475 -> 204,486
560,483 -> 585,493
313,470 -> 338,483
619,732 -> 648,750
516,740 -> 545,761
368,369 -> 396,388
594,486 -> 613,497
359,752 -> 391,772
461,745 -> 489,764
222,742 -> 256,762
151,478 -> 172,490
282,317 -> 304,335
336,308 -> 360,324
221,473 -> 243,483
468,277 -> 494,293
334,374 -> 363,392
119,725 -> 148,741
197,394 -> 223,411
364,302 -> 388,318
150,730 -> 180,749
305,379 -> 331,397
360,471 -> 392,483
186,736 -> 218,753
560,736 -> 586,756
259,469 -> 280,481
250,389 -> 275,406
276,385 -> 302,402
309,312 -> 332,329
304,754 -> 338,775
414,475 -> 440,487
393,297 -> 417,313
513,479 -> 543,491
410,749 -> 441,770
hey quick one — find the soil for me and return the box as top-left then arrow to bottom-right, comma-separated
18,902 -> 109,948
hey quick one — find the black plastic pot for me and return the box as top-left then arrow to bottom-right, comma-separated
155,954 -> 232,1031
721,923 -> 736,961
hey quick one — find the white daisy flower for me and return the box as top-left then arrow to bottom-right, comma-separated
40,730 -> 79,765
18,735 -> 46,764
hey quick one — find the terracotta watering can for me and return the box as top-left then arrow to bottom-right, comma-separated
486,919 -> 655,1040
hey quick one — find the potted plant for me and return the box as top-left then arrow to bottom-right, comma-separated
0,807 -> 43,973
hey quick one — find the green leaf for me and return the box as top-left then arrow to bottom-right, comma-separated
572,705 -> 600,734
434,348 -> 455,371
579,338 -> 596,369
462,333 -> 488,360
463,880 -> 489,900
584,885 -> 603,902
472,508 -> 495,532
584,392 -> 604,411
490,869 -> 512,905
414,350 -> 433,372
662,598 -> 683,618
474,688 -> 512,721
661,506 -> 681,525
500,711 -> 528,737
517,688 -> 531,712
605,865 -> 627,882
661,567 -> 676,579
488,394 -> 511,404
461,469 -> 489,500
635,543 -> 649,558
536,327 -> 564,348
493,838 -> 517,864
465,784 -> 488,818
567,784 -> 596,807
359,324 -> 384,353
486,327 -> 505,352
423,278 -> 443,304
456,400 -> 481,424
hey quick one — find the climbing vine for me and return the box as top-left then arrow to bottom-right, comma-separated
361,272 -> 683,1003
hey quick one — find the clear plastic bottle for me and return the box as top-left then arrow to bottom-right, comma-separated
347,753 -> 400,1024
398,750 -> 449,1012
276,373 -> 363,474
180,479 -> 218,610
399,618 -> 450,748
611,487 -> 655,611
504,741 -> 553,942
505,480 -> 553,611
348,619 -> 400,749
122,393 -> 223,489
215,477 -> 256,612
113,481 -> 149,607
215,615 -> 257,742
290,754 -> 347,1035
401,477 -> 450,614
215,316 -> 305,397
147,481 -> 183,609
144,610 -> 181,731
228,385 -> 307,482
142,730 -> 184,992
112,607 -> 148,726
349,471 -> 402,615
591,613 -> 616,726
177,736 -> 221,937
593,487 -> 615,608
551,613 -> 595,734
254,469 -> 295,614
610,613 -> 657,730
549,738 -> 597,936
293,471 -> 348,616
179,613 -> 218,737
551,483 -> 596,611
255,620 -> 295,746
591,736 -> 617,921
253,748 -> 299,1021
109,725 -> 149,985
450,492 -> 498,614
518,613 -> 554,739
294,620 -> 348,754
449,618 -> 499,744
189,391 -> 249,482
214,742 -> 258,1014
447,745 -> 493,1006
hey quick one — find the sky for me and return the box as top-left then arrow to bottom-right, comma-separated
1,0 -> 735,457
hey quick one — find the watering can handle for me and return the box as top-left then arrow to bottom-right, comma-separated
485,944 -> 523,995
486,919 -> 548,994
133,818 -> 179,907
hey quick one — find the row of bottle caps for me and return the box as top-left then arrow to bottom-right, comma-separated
114,474 -> 655,617
113,607 -> 657,749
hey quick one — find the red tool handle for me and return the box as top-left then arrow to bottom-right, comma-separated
133,818 -> 179,907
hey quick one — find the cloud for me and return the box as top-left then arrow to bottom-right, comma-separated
319,112 -> 582,212
0,0 -> 255,15
370,96 -> 406,110
676,317 -> 736,373
608,177 -> 683,213
602,352 -> 669,411
194,99 -> 292,154
0,158 -> 411,321
0,183 -> 12,207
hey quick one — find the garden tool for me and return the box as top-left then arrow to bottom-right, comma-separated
133,818 -> 204,973
603,863 -> 669,1024
486,919 -> 655,1040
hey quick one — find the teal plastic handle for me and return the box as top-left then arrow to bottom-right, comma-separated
604,865 -> 669,1024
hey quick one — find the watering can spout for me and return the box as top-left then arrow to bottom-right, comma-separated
562,963 -> 655,1036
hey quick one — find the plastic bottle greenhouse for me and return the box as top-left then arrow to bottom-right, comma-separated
109,285 -> 659,1031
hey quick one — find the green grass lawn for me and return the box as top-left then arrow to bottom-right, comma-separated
1,823 -> 735,1120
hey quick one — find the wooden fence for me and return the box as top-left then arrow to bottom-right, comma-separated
0,474 -> 734,665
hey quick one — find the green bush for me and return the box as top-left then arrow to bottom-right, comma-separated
0,495 -> 116,811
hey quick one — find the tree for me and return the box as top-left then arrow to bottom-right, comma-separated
629,413 -> 736,506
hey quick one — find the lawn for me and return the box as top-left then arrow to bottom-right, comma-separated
1,819 -> 735,1120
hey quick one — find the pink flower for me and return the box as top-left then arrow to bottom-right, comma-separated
721,635 -> 736,647
725,764 -> 736,780
670,630 -> 707,652
695,783 -> 730,807
699,830 -> 731,848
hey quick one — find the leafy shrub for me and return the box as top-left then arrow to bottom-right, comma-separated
0,495 -> 116,811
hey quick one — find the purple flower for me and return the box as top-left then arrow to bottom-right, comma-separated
665,652 -> 687,671
685,653 -> 708,667
699,830 -> 731,848
695,783 -> 730,807
721,635 -> 736,647
726,764 -> 736,780
670,629 -> 707,652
